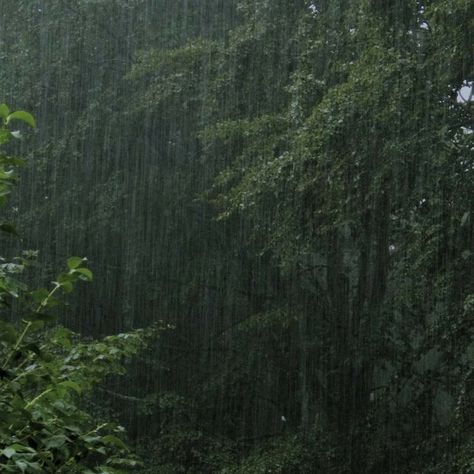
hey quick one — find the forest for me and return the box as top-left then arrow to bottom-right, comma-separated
0,0 -> 473,473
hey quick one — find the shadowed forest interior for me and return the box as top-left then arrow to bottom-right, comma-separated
0,1 -> 473,473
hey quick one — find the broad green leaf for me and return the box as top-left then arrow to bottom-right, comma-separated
74,267 -> 93,281
0,128 -> 12,145
52,327 -> 73,349
0,321 -> 17,343
0,104 -> 10,119
60,280 -> 74,293
83,435 -> 102,445
58,380 -> 82,394
67,256 -> 84,270
102,435 -> 128,450
21,462 -> 42,473
2,447 -> 16,459
29,320 -> 46,331
15,460 -> 28,473
7,444 -> 35,453
44,434 -> 67,449
31,288 -> 50,303
0,155 -> 25,166
64,424 -> 82,434
57,272 -> 74,284
6,111 -> 36,128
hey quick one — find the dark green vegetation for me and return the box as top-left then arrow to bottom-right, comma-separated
0,107 -> 158,471
1,0 -> 473,472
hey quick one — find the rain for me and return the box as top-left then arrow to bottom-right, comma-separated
0,0 -> 473,472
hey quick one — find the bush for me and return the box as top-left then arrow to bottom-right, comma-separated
0,105 -> 152,473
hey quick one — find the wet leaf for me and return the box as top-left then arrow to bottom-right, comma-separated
6,111 -> 36,128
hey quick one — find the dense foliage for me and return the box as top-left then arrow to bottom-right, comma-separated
0,0 -> 473,472
0,108 -> 157,472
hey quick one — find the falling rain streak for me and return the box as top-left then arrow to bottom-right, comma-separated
0,0 -> 473,472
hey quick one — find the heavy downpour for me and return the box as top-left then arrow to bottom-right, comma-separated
0,1 -> 473,473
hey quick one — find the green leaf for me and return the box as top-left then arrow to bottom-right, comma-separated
74,267 -> 93,281
102,435 -> 128,451
31,288 -> 50,303
0,155 -> 25,166
0,128 -> 12,145
67,256 -> 84,270
0,321 -> 17,343
58,380 -> 82,394
0,104 -> 10,119
15,460 -> 28,473
22,462 -> 42,473
44,434 -> 67,449
6,111 -> 36,128
60,280 -> 74,293
2,447 -> 16,459
7,444 -> 35,454
52,327 -> 73,349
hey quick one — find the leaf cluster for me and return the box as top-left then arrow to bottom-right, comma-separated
0,106 -> 151,473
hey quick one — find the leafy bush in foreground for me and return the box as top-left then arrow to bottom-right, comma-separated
0,105 -> 152,473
